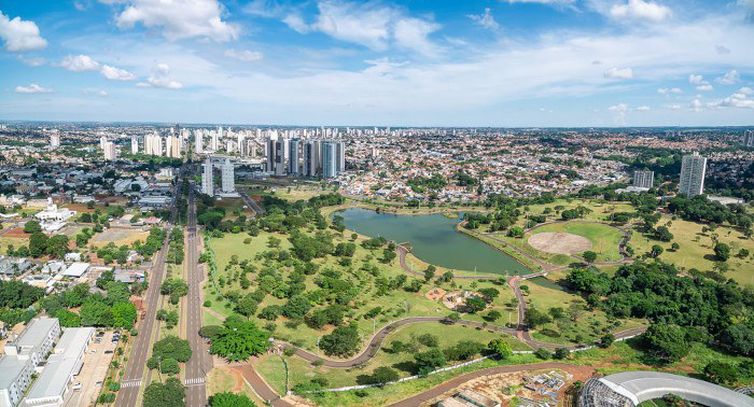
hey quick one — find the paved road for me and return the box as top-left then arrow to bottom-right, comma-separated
280,317 -> 517,368
116,174 -> 180,407
239,190 -> 266,216
389,362 -> 594,407
184,184 -> 212,406
237,363 -> 294,407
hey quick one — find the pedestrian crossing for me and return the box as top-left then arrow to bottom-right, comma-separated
184,377 -> 205,386
121,380 -> 141,388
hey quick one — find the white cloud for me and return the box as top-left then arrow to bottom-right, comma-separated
609,0 -> 671,23
140,63 -> 183,89
689,74 -> 713,91
84,88 -> 109,97
61,54 -> 101,72
636,105 -> 651,111
283,1 -> 440,56
668,104 -> 681,110
100,64 -> 136,81
715,45 -> 731,55
710,87 -> 754,109
393,18 -> 441,57
104,0 -> 239,42
224,49 -> 264,62
604,67 -> 633,79
468,8 -> 500,31
18,55 -> 46,66
689,97 -> 704,112
715,70 -> 740,85
608,103 -> 629,124
502,0 -> 576,4
657,87 -> 682,95
0,11 -> 47,51
15,83 -> 52,94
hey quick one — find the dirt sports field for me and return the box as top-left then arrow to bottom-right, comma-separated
528,232 -> 592,255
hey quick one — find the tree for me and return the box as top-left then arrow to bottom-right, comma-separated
654,226 -> 674,242
318,323 -> 360,357
143,378 -> 185,407
642,324 -> 689,363
0,280 -> 44,308
423,265 -> 436,282
444,341 -> 484,361
670,242 -> 680,251
112,301 -> 137,329
414,348 -> 446,375
235,294 -> 259,317
282,295 -> 311,320
483,310 -> 502,322
23,220 -> 41,233
507,226 -> 524,238
464,296 -> 487,313
209,392 -> 256,407
151,336 -> 192,364
582,251 -> 597,264
598,333 -> 615,348
28,232 -> 48,257
703,361 -> 739,385
80,299 -> 114,327
368,366 -> 399,385
210,316 -> 270,362
553,347 -> 570,359
524,308 -> 551,329
487,338 -> 513,360
649,244 -> 664,258
55,309 -> 81,327
714,242 -> 731,262
198,325 -> 224,340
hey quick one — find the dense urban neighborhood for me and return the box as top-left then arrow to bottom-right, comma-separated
0,123 -> 751,407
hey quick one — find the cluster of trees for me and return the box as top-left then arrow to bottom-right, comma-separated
208,392 -> 256,407
166,228 -> 184,264
0,280 -> 44,309
96,242 -> 132,265
13,231 -> 70,259
668,195 -> 753,236
560,206 -> 592,221
134,227 -> 167,258
161,278 -> 188,304
318,323 -> 360,357
407,174 -> 447,193
143,377 -> 184,407
42,279 -> 137,329
565,261 -> 754,361
147,336 -> 192,374
386,333 -> 507,376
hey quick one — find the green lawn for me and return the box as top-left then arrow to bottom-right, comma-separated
528,221 -> 625,262
629,216 -> 754,286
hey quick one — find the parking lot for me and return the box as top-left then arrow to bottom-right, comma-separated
64,330 -> 119,407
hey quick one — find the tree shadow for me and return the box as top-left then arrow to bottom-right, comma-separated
392,360 -> 418,375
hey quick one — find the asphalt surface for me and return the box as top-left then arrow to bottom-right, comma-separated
184,184 -> 212,406
237,363 -> 294,407
239,190 -> 266,216
115,177 -> 180,407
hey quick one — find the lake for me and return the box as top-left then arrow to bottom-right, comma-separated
338,208 -> 529,276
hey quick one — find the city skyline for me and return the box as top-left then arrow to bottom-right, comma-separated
1,0 -> 754,127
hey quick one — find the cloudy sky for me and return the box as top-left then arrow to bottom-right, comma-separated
1,0 -> 753,126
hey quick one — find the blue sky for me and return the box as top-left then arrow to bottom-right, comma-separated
1,0 -> 753,126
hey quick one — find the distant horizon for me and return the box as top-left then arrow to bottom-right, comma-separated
1,118 -> 753,131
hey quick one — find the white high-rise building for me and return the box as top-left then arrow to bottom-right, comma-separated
221,158 -> 235,194
99,135 -> 108,150
237,133 -> 246,156
210,131 -> 219,151
50,132 -> 60,149
166,135 -> 181,158
633,170 -> 654,189
202,157 -> 214,196
131,135 -> 139,154
144,133 -> 163,156
103,141 -> 117,161
679,152 -> 707,197
195,130 -> 204,154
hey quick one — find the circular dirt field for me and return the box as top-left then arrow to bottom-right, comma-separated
528,232 -> 592,255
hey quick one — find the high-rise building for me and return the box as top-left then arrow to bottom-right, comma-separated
679,152 -> 707,197
195,131 -> 203,154
274,138 -> 289,176
131,135 -> 139,154
166,135 -> 181,158
289,139 -> 300,175
237,133 -> 246,156
633,170 -> 654,189
144,133 -> 163,156
745,130 -> 754,148
221,158 -> 235,194
266,137 -> 276,172
335,141 -> 346,172
303,140 -> 319,177
210,131 -> 219,151
99,135 -> 108,150
103,141 -> 117,161
322,141 -> 338,178
202,157 -> 214,196
50,132 -> 60,149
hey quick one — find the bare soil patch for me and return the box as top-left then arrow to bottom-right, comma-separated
528,232 -> 592,255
